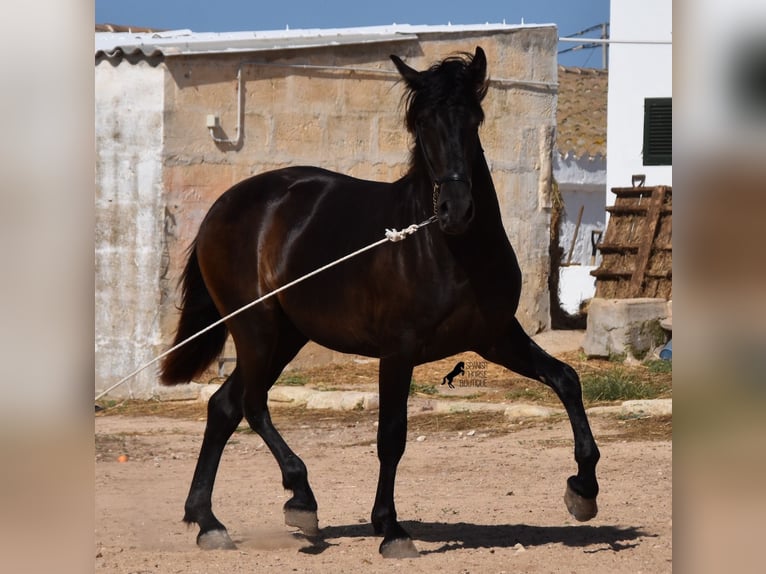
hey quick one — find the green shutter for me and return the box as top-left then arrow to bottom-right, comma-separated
643,98 -> 672,166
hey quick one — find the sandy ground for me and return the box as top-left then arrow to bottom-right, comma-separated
95,408 -> 672,573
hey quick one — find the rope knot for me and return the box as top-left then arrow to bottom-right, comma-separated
385,223 -> 421,242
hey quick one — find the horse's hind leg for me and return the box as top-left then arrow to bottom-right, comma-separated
235,319 -> 319,536
183,371 -> 243,549
479,318 -> 600,521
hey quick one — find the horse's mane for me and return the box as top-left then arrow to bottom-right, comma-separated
399,51 -> 489,134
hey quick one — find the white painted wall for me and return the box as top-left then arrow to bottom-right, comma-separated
555,155 -> 607,266
95,61 -> 166,399
606,0 -> 673,196
554,155 -> 606,314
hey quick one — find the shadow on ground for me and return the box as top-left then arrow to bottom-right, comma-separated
300,520 -> 649,555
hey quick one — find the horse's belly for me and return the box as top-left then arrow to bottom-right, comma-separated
280,283 -> 514,363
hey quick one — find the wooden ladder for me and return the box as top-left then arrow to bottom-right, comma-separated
591,177 -> 672,299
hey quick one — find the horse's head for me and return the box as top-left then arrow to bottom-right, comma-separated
391,46 -> 488,235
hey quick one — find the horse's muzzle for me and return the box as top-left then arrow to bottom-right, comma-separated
437,179 -> 474,235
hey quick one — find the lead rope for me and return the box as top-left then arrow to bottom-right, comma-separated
94,216 -> 437,402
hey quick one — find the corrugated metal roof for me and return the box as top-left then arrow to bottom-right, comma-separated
95,22 -> 554,60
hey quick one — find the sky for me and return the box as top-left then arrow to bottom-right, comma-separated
95,0 -> 610,68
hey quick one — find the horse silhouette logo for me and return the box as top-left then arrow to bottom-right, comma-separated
441,361 -> 465,388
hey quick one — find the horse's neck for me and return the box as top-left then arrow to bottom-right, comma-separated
448,149 -> 519,272
466,147 -> 510,246
469,148 -> 506,235
446,150 -> 522,315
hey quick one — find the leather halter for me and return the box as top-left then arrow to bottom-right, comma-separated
415,128 -> 471,215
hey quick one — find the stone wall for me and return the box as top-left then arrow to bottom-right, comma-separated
95,26 -> 559,396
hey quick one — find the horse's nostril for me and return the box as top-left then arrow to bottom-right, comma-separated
439,201 -> 449,216
465,202 -> 475,222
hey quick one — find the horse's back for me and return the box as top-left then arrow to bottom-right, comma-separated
193,166 -> 398,310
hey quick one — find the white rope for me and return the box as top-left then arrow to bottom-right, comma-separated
384,223 -> 421,242
94,215 -> 437,402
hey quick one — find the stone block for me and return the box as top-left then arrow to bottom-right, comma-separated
198,384 -> 220,403
583,298 -> 670,359
268,386 -> 316,406
503,404 -> 559,419
305,390 -> 379,411
621,399 -> 672,417
155,382 -> 206,401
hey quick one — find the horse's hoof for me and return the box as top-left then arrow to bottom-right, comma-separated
380,538 -> 420,559
197,529 -> 236,550
564,484 -> 598,521
285,508 -> 319,537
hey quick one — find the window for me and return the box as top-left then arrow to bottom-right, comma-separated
643,97 -> 672,166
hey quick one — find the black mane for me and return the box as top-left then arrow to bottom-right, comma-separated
400,52 -> 489,134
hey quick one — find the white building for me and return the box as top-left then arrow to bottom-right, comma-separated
553,66 -> 608,321
556,0 -> 672,318
606,0 -> 673,195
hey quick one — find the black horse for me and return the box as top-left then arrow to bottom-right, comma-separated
442,361 -> 465,388
160,47 -> 600,558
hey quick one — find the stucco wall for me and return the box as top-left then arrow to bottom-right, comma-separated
95,27 -> 559,396
95,61 -> 166,398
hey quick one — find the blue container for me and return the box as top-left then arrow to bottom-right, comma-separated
659,339 -> 672,361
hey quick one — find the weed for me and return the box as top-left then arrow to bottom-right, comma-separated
645,359 -> 672,374
409,381 -> 439,396
581,369 -> 662,402
505,387 -> 551,402
276,374 -> 309,386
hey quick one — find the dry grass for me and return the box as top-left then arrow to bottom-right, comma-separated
96,402 -> 671,442
97,352 -> 671,415
96,349 -> 671,443
278,350 -> 671,407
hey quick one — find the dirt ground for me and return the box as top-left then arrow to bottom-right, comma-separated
95,405 -> 672,573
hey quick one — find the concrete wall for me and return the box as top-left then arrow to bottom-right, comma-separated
606,0 -> 673,195
95,61 -> 166,398
95,26 -> 559,396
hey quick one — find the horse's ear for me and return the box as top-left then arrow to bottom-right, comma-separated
471,47 -> 487,83
391,55 -> 423,89
471,47 -> 488,99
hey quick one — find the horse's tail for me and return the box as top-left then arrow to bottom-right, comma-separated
159,241 -> 228,385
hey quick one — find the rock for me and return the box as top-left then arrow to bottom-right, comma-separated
416,435 -> 426,442
466,430 -> 476,436
583,298 -> 670,359
268,386 -> 315,406
430,400 -> 506,414
198,383 -> 220,403
362,393 -> 380,410
305,390 -> 379,411
585,405 -> 623,416
155,382 -> 205,401
621,399 -> 672,417
503,404 -> 558,420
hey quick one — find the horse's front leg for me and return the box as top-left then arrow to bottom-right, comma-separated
371,356 -> 420,558
478,318 -> 600,521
